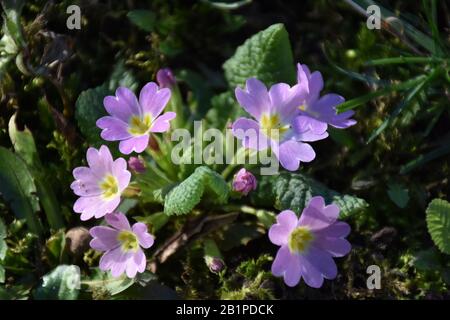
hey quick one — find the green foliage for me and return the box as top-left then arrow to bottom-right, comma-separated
82,269 -> 134,297
164,166 -> 230,216
205,91 -> 245,130
8,114 -> 64,229
75,61 -> 137,146
0,147 -> 42,236
0,218 -> 6,283
127,10 -> 156,32
387,182 -> 410,209
426,199 -> 450,255
34,265 -> 80,300
223,23 -> 296,88
74,85 -> 109,146
135,161 -> 174,204
251,172 -> 368,218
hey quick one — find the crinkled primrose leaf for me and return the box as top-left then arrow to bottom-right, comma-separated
250,172 -> 368,219
164,166 -> 230,216
426,199 -> 450,255
223,23 -> 296,88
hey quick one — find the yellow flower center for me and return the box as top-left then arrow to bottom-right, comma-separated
128,114 -> 152,136
299,104 -> 320,118
260,113 -> 289,140
99,174 -> 119,200
288,227 -> 314,253
117,230 -> 139,252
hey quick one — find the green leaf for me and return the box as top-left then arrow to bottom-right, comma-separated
8,114 -> 64,229
75,61 -> 137,146
34,265 -> 80,300
164,166 -> 230,216
426,199 -> 450,255
107,60 -> 138,92
412,248 -> 442,271
387,182 -> 409,208
127,10 -> 156,32
0,147 -> 42,236
74,84 -> 109,146
82,268 -> 134,296
0,218 -> 5,239
135,212 -> 169,233
250,172 -> 368,219
45,230 -> 67,265
136,161 -> 174,204
217,222 -> 265,251
206,91 -> 246,130
0,218 -> 7,262
0,266 -> 4,283
223,23 -> 296,88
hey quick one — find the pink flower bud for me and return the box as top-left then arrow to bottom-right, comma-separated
232,168 -> 257,196
156,68 -> 176,88
128,157 -> 146,174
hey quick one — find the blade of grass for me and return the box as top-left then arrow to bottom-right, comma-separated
400,143 -> 450,175
365,56 -> 445,66
337,75 -> 427,112
366,69 -> 438,143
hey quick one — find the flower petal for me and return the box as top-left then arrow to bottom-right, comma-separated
139,82 -> 171,118
283,252 -> 302,287
150,112 -> 176,133
315,236 -> 351,257
106,212 -> 131,231
315,221 -> 351,238
89,226 -> 119,251
97,116 -> 132,141
305,246 -> 338,279
277,140 -> 315,171
298,196 -> 339,231
116,87 -> 141,117
119,135 -> 150,154
271,245 -> 292,276
235,78 -> 270,119
269,210 -> 298,246
232,117 -> 269,151
298,254 -> 324,288
103,96 -> 134,123
132,223 -> 155,249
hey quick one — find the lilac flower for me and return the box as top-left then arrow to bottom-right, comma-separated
294,63 -> 356,135
269,196 -> 351,288
89,212 -> 154,278
97,83 -> 176,155
232,168 -> 257,196
232,78 -> 327,171
128,156 -> 146,174
71,145 -> 131,221
156,68 -> 176,88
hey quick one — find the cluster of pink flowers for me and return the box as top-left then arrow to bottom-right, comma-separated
71,80 -> 176,278
232,62 -> 355,171
71,64 -> 354,288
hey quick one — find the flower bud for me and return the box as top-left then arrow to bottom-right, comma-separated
232,168 -> 257,196
156,68 -> 176,88
208,257 -> 225,274
128,157 -> 146,174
